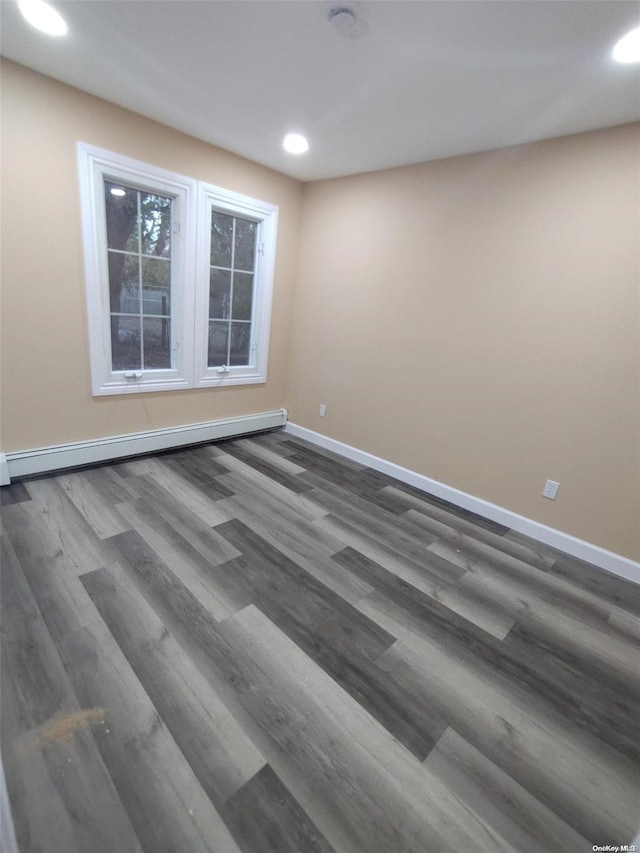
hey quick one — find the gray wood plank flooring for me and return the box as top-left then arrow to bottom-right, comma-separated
1,429 -> 639,852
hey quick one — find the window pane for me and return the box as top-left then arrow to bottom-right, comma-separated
232,272 -> 254,321
211,211 -> 233,267
108,252 -> 125,311
140,193 -> 172,258
111,316 -> 141,370
108,252 -> 140,314
210,269 -> 231,319
141,257 -> 170,315
229,322 -> 251,366
143,317 -> 171,369
105,182 -> 139,252
234,218 -> 256,271
208,320 -> 229,367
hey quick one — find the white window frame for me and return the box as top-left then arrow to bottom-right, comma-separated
77,143 -> 278,396
78,143 -> 197,395
194,183 -> 278,388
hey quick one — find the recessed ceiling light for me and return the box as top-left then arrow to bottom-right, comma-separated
283,133 -> 309,155
18,0 -> 67,36
613,26 -> 640,63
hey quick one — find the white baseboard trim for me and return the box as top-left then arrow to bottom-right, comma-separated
4,409 -> 288,481
284,422 -> 640,585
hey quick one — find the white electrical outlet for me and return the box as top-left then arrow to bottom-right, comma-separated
319,404 -> 326,417
542,479 -> 560,500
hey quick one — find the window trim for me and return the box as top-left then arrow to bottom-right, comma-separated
194,182 -> 278,388
77,143 -> 278,396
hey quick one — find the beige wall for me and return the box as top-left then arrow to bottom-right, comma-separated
287,125 -> 640,561
0,59 -> 303,450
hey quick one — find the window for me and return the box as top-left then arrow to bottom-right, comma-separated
77,143 -> 278,395
194,182 -> 277,388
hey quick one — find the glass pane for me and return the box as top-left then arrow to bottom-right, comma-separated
234,218 -> 256,271
140,192 -> 172,258
209,268 -> 231,319
211,211 -> 233,267
141,257 -> 170,315
208,320 -> 229,367
143,317 -> 171,369
232,272 -> 254,321
111,315 -> 141,371
109,253 -> 139,314
229,321 -> 251,366
105,182 -> 139,252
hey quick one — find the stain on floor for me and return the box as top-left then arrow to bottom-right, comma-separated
37,708 -> 106,746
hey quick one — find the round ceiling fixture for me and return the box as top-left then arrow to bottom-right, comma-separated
18,0 -> 67,36
283,133 -> 309,155
329,7 -> 356,32
613,26 -> 640,63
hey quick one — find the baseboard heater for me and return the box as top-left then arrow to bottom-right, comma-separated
2,408 -> 287,483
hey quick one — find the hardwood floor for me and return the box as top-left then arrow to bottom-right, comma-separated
1,429 -> 639,853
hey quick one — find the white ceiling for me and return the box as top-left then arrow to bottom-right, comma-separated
1,0 -> 639,181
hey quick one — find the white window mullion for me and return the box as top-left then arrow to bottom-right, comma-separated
137,190 -> 144,370
227,217 -> 237,367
